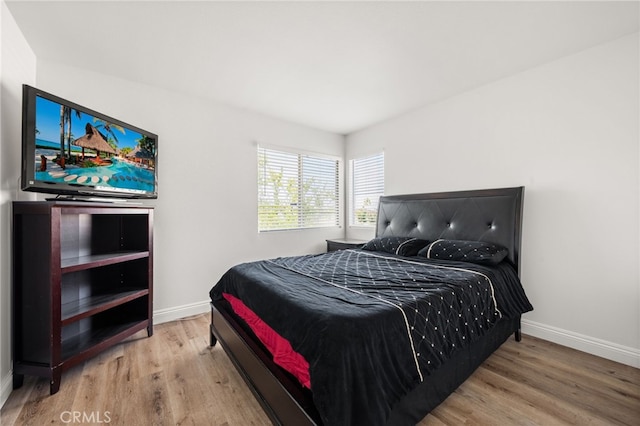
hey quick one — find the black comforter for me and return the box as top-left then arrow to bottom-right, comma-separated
210,249 -> 532,425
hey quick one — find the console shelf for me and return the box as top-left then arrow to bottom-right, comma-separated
60,319 -> 149,363
61,288 -> 149,325
61,251 -> 150,272
12,201 -> 154,395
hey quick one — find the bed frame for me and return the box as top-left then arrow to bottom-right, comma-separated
210,186 -> 524,425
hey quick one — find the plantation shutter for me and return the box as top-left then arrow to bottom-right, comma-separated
350,152 -> 384,226
258,145 -> 340,231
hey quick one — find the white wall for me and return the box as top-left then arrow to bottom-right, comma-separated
346,34 -> 640,367
0,0 -> 37,408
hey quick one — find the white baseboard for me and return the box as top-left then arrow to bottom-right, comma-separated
1,370 -> 13,410
153,300 -> 210,325
522,319 -> 640,368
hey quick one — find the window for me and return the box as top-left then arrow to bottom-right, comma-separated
349,152 -> 384,227
258,145 -> 340,231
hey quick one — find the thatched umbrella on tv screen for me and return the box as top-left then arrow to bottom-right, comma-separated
126,145 -> 154,167
72,123 -> 116,160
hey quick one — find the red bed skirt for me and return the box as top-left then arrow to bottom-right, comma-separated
222,292 -> 311,388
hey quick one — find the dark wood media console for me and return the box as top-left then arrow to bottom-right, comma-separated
12,201 -> 154,394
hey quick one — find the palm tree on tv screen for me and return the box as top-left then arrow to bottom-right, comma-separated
64,107 -> 81,162
58,106 -> 81,168
138,135 -> 154,155
58,105 -> 65,168
93,118 -> 125,151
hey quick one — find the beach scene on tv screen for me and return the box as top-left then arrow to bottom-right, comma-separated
33,95 -> 156,194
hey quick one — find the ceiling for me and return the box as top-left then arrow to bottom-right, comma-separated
6,1 -> 639,135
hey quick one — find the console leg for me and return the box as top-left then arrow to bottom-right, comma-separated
50,370 -> 61,395
515,329 -> 522,342
147,324 -> 153,337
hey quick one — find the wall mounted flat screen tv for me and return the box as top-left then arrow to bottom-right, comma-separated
21,84 -> 158,200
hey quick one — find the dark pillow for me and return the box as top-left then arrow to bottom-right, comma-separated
362,237 -> 429,256
417,239 -> 508,265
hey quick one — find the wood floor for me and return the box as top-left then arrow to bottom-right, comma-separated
1,313 -> 638,425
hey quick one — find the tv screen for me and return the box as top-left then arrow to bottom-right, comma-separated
21,85 -> 158,200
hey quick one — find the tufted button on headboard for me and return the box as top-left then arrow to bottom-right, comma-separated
375,187 -> 524,273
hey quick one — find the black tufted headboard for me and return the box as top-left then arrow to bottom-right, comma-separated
375,187 -> 524,274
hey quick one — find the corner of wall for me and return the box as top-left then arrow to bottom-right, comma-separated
0,0 -> 37,409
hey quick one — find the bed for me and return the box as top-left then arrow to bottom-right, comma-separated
209,186 -> 532,425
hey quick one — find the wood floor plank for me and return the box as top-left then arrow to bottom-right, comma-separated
467,365 -> 609,425
485,345 -> 639,424
99,352 -> 134,425
2,314 -> 638,426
